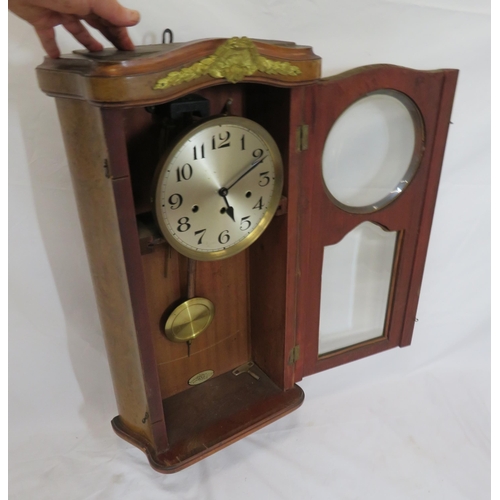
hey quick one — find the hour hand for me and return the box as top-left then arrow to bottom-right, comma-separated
218,188 -> 235,222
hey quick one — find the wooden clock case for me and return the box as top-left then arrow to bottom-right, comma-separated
36,38 -> 458,473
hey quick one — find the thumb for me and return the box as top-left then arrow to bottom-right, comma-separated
92,0 -> 140,27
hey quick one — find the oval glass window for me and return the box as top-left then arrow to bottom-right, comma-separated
322,91 -> 423,213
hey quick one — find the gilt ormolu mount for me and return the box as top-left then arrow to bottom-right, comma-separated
36,37 -> 458,473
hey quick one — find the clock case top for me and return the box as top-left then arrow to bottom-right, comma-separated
37,38 -> 458,473
36,37 -> 322,106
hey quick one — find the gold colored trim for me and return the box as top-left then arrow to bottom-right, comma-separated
154,37 -> 302,89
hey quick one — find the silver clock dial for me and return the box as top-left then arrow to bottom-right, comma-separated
154,116 -> 283,261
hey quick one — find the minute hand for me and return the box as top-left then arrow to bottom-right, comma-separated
224,155 -> 268,192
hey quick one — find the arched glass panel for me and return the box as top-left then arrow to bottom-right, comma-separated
318,222 -> 397,355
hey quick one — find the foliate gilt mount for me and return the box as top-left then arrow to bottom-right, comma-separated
154,37 -> 302,89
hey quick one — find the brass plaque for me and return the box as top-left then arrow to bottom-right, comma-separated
188,370 -> 214,386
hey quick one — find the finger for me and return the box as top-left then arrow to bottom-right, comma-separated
62,16 -> 103,52
35,26 -> 60,58
99,25 -> 134,51
29,0 -> 95,18
28,0 -> 139,26
85,16 -> 134,51
90,0 -> 140,27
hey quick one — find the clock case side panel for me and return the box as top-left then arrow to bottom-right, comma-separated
54,98 -> 166,448
296,65 -> 458,378
245,84 -> 305,390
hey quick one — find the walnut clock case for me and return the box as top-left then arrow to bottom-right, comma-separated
36,37 -> 458,473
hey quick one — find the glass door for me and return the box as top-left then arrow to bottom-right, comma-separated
296,65 -> 458,378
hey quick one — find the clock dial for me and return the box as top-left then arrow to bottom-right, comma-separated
154,116 -> 283,261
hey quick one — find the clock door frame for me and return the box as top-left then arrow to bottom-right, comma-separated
294,65 -> 458,379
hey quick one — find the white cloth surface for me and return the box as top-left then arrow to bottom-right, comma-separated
9,1 -> 490,498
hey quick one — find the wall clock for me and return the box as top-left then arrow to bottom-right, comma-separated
36,37 -> 458,473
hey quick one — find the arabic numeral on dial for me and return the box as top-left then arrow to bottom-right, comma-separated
176,163 -> 193,182
194,229 -> 206,244
240,216 -> 251,231
241,134 -> 245,150
212,131 -> 231,149
218,230 -> 230,244
253,148 -> 264,160
168,193 -> 183,210
253,197 -> 264,210
177,217 -> 191,232
193,144 -> 205,160
259,172 -> 271,187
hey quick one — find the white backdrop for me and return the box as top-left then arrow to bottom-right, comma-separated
8,1 -> 490,498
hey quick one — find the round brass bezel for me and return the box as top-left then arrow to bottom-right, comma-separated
153,115 -> 284,261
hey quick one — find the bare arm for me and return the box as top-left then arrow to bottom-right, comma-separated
8,0 -> 140,58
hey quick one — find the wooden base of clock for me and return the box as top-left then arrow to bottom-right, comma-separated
112,365 -> 304,473
36,37 -> 457,474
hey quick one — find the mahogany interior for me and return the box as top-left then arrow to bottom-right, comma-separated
122,83 -> 295,445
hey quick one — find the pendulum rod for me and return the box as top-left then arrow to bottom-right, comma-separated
186,258 -> 197,356
187,258 -> 196,299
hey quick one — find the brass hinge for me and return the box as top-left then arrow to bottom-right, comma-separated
296,124 -> 309,152
288,345 -> 300,365
103,159 -> 111,178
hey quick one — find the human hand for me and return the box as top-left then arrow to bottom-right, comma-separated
8,0 -> 140,59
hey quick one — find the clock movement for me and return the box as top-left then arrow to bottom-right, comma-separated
36,36 -> 458,473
